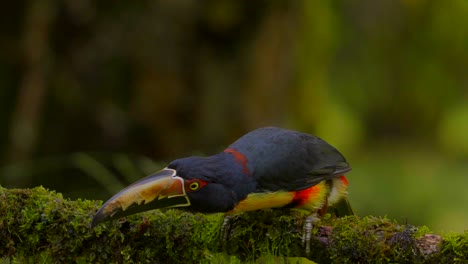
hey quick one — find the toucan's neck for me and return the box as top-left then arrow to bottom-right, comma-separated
168,152 -> 256,207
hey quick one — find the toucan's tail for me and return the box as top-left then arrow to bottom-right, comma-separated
330,197 -> 354,217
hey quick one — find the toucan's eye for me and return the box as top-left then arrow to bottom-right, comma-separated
186,179 -> 207,192
189,181 -> 200,191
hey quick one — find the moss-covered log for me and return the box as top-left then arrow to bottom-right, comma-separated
0,186 -> 466,263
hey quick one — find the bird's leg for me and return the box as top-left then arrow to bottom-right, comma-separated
302,199 -> 329,255
302,213 -> 319,255
221,215 -> 233,250
318,199 -> 329,216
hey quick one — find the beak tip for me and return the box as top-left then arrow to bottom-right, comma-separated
90,214 -> 103,228
91,207 -> 110,228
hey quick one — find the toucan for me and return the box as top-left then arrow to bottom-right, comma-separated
91,127 -> 352,252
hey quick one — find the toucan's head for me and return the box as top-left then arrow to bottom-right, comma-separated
91,155 -> 253,227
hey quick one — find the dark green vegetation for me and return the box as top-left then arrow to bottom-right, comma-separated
1,186 -> 466,263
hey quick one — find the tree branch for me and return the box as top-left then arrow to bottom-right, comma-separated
0,186 -> 464,263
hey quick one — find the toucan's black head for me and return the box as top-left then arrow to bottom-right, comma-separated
167,155 -> 243,213
91,153 -> 255,227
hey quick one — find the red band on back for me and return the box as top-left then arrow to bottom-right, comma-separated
224,148 -> 251,175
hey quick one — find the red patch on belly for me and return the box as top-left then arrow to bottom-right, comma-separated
224,148 -> 251,175
339,175 -> 349,186
292,185 -> 320,206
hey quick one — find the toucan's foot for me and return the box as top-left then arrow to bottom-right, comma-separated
302,214 -> 319,255
221,215 -> 233,250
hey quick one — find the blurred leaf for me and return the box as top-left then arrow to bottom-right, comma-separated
71,153 -> 125,194
438,103 -> 468,156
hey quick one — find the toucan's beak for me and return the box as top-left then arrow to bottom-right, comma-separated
91,168 -> 190,227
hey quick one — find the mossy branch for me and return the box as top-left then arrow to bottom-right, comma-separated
0,186 -> 466,263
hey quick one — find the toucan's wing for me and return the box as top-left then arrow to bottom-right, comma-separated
228,127 -> 351,192
253,161 -> 351,192
302,162 -> 351,187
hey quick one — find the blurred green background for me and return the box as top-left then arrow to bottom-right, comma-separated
0,1 -> 467,233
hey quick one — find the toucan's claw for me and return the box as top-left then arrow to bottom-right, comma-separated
221,215 -> 233,251
302,213 -> 319,255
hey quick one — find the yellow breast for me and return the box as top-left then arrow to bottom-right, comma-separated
228,181 -> 329,214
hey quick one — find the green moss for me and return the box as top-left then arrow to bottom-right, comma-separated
0,187 -> 461,263
428,231 -> 468,263
316,216 -> 431,263
223,209 -> 307,261
0,186 -> 227,263
1,187 -> 100,263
